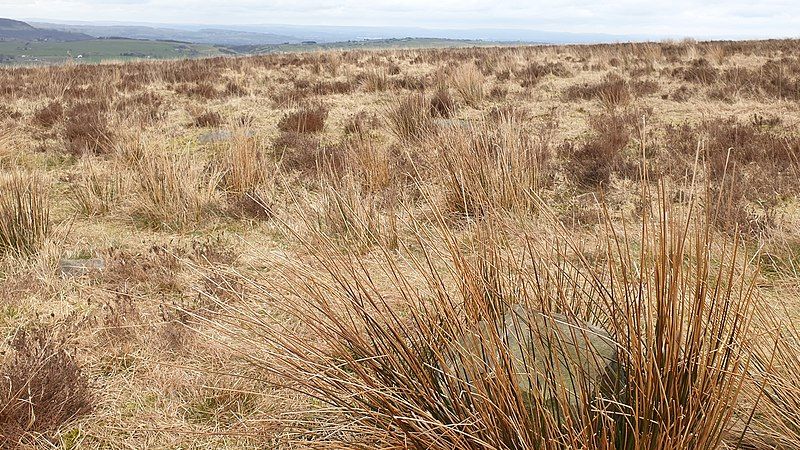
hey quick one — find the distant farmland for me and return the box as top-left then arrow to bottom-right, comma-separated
0,38 -> 225,64
0,36 -> 516,65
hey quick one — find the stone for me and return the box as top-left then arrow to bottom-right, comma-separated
198,129 -> 233,144
452,304 -> 622,416
433,118 -> 472,130
59,258 -> 105,278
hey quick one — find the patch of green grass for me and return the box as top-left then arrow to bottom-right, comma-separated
182,390 -> 260,427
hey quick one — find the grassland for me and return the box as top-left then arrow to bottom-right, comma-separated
1,40 -> 800,449
231,37 -> 523,54
0,37 -> 511,66
0,38 -> 224,64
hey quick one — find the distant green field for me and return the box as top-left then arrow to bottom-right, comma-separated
237,37 -> 517,54
0,39 -> 224,64
0,37 -> 521,66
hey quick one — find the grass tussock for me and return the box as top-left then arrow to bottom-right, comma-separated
314,172 -> 398,250
746,308 -> 800,448
191,110 -> 223,128
0,172 -> 50,258
559,108 -> 644,188
342,137 -> 395,193
385,93 -> 434,142
360,68 -> 390,92
63,101 -> 114,155
227,191 -> 756,449
274,131 -> 342,175
432,119 -> 553,217
131,151 -> 219,230
451,62 -> 485,107
31,101 -> 63,129
429,87 -> 456,118
565,73 -> 631,109
68,159 -> 124,217
218,134 -> 268,194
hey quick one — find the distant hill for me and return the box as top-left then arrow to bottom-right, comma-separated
28,20 -> 642,45
0,18 -> 92,42
30,22 -> 302,46
230,37 -> 524,55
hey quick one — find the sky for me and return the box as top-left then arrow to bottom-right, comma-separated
3,0 -> 800,39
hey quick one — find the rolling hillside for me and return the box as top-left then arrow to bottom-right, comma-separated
0,18 -> 91,41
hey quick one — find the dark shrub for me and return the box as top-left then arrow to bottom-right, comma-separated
516,61 -> 571,87
559,109 -> 643,187
675,58 -> 718,84
32,101 -> 63,128
0,326 -> 93,447
429,88 -> 456,118
192,110 -> 223,128
63,101 -> 112,155
277,104 -> 328,133
564,73 -> 631,108
274,132 -> 341,174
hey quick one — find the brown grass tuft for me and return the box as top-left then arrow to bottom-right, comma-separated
131,151 -> 218,230
63,101 -> 114,155
385,93 -> 434,142
565,73 -> 631,109
0,172 -> 50,258
228,190 -> 755,449
451,63 -> 485,107
191,110 -> 223,128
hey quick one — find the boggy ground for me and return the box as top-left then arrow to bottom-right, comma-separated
1,39 -> 800,448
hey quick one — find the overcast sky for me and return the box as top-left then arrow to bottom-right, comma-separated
4,0 -> 799,38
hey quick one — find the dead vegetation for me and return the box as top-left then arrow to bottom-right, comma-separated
0,325 -> 93,448
0,38 -> 799,449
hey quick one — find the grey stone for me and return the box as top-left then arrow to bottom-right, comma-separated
433,118 -> 472,130
452,304 -> 622,416
59,258 -> 105,278
198,129 -> 233,144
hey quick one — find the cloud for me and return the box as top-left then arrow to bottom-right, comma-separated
2,0 -> 799,38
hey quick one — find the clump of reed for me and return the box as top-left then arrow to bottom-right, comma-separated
451,62 -> 485,107
216,187 -> 758,449
0,171 -> 50,257
130,150 -> 219,231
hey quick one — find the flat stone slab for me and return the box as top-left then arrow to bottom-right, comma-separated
433,118 -> 472,130
452,304 -> 622,415
198,129 -> 233,144
59,258 -> 105,278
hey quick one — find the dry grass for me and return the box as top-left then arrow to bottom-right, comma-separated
217,134 -> 268,194
429,87 -> 456,118
277,103 -> 328,133
0,171 -> 50,257
433,119 -> 552,217
191,110 -> 223,127
0,325 -> 93,448
223,189 -> 755,449
1,38 -> 800,449
131,150 -> 219,230
68,159 -> 124,217
451,62 -> 485,107
385,93 -> 434,142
